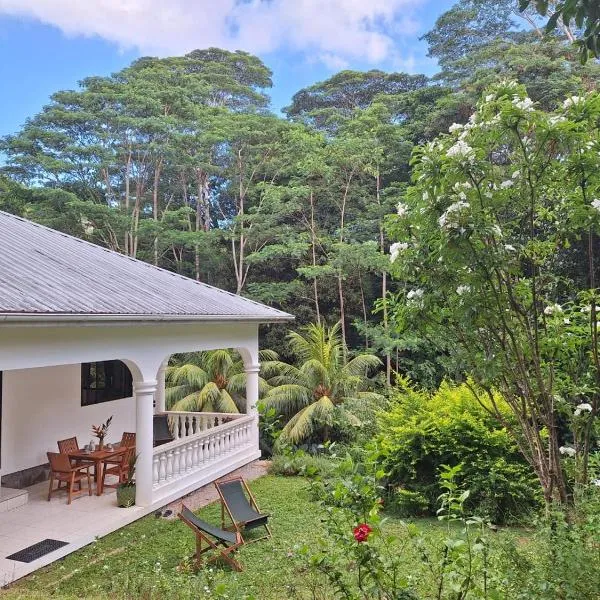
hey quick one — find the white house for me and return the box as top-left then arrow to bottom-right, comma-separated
0,210 -> 292,582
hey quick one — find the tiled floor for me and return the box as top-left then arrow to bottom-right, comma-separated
0,477 -> 145,585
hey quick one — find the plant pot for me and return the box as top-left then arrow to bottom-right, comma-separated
116,484 -> 136,508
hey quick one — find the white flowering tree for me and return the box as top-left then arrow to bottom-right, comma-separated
387,82 -> 600,506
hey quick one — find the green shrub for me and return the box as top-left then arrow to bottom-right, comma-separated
376,378 -> 540,523
390,488 -> 429,517
498,487 -> 600,599
268,450 -> 337,479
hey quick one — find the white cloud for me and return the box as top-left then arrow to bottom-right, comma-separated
0,0 -> 424,68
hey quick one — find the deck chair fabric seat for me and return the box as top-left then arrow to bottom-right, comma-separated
178,506 -> 243,571
215,478 -> 272,542
182,508 -> 238,545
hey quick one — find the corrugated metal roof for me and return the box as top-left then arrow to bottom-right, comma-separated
0,210 -> 293,323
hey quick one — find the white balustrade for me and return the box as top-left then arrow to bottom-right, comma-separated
152,413 -> 254,489
163,411 -> 242,441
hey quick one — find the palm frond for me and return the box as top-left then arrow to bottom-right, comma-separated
216,389 -> 240,413
170,391 -> 206,412
166,364 -> 209,390
260,360 -> 300,379
278,395 -> 336,445
343,354 -> 382,377
299,359 -> 330,388
263,384 -> 311,416
258,349 -> 279,362
165,384 -> 196,408
227,372 -> 247,395
205,349 -> 235,378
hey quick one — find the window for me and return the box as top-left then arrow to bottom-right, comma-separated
81,360 -> 132,406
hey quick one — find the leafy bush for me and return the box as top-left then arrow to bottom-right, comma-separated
390,488 -> 429,517
268,449 -> 337,479
376,378 -> 540,523
498,487 -> 600,599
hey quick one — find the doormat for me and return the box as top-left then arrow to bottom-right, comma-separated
7,539 -> 69,563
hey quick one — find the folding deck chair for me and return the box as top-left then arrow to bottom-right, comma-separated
215,477 -> 272,543
178,505 -> 244,571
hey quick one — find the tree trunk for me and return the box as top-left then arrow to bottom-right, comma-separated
376,170 -> 392,385
124,149 -> 132,256
359,270 -> 368,348
337,170 -> 354,354
152,158 -> 163,267
310,190 -> 321,324
194,169 -> 210,281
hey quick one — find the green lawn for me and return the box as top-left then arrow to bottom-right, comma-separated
0,476 -> 521,600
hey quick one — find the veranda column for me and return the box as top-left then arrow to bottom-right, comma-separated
135,380 -> 157,507
244,363 -> 260,450
154,359 -> 168,414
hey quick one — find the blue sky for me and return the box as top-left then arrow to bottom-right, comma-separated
0,0 -> 455,139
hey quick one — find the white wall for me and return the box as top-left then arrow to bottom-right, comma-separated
1,364 -> 136,475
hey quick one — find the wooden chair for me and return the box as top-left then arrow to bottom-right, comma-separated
178,505 -> 243,571
120,432 -> 136,448
102,446 -> 135,489
103,432 -> 136,469
215,477 -> 271,543
47,452 -> 92,505
57,436 -> 95,483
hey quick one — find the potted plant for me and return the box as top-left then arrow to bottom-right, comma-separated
91,415 -> 113,450
116,452 -> 138,508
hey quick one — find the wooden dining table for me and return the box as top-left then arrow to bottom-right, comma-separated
68,446 -> 127,496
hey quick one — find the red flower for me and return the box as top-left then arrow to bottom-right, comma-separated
353,523 -> 373,543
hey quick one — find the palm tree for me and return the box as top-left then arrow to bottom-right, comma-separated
166,349 -> 276,413
263,322 -> 383,445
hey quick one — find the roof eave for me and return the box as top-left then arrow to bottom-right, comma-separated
0,312 -> 294,326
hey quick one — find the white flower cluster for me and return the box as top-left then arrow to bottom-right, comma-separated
563,96 -> 585,109
581,305 -> 600,314
500,179 -> 514,189
407,288 -> 424,307
574,402 -> 593,417
512,96 -> 534,112
439,200 -> 470,231
397,202 -> 409,217
591,199 -> 600,213
544,303 -> 563,316
456,285 -> 471,295
548,115 -> 566,125
449,123 -> 463,133
592,479 -> 600,487
559,446 -> 576,457
446,140 -> 474,159
453,181 -> 472,191
389,242 -> 409,263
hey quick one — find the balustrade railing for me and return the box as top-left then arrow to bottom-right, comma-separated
163,410 -> 244,441
152,413 -> 254,489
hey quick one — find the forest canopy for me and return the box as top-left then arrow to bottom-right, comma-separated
2,0 -> 599,370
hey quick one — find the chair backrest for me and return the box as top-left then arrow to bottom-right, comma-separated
47,451 -> 73,473
57,437 -> 79,454
120,432 -> 136,448
217,479 -> 258,521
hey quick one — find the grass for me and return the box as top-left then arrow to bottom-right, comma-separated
0,475 -> 522,600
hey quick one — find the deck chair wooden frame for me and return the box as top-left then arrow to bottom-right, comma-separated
178,505 -> 243,572
215,477 -> 272,544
